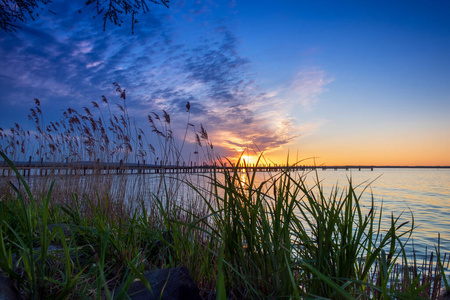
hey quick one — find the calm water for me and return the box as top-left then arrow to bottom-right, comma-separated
290,168 -> 450,257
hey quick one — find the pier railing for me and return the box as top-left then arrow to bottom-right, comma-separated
0,159 -> 380,177
1,159 -> 448,177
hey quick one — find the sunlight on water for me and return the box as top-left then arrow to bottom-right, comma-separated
240,173 -> 247,185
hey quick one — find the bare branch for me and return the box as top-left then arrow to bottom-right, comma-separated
1,0 -> 169,33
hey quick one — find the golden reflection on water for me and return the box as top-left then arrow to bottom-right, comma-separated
240,173 -> 247,186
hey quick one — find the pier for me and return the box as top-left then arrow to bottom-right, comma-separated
0,159 -> 376,177
1,159 -> 448,177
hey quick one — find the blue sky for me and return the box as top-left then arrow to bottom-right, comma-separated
1,0 -> 449,165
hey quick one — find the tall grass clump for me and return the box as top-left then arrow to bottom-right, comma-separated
168,156 -> 449,299
0,82 -> 217,298
0,151 -> 196,298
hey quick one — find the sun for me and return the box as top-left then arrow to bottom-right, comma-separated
234,153 -> 261,167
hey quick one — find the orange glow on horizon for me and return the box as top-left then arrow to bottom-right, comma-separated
213,131 -> 450,167
220,153 -> 450,167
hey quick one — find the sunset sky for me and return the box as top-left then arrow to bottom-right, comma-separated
1,0 -> 449,166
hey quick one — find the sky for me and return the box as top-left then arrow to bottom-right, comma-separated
0,0 -> 449,166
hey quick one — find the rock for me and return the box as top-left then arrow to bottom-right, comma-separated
128,266 -> 201,300
0,273 -> 19,300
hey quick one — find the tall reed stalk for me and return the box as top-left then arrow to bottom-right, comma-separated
0,83 -> 213,166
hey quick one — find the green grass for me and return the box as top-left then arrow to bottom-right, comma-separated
0,151 -> 448,299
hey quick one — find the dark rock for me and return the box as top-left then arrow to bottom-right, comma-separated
128,266 -> 201,300
0,273 -> 19,300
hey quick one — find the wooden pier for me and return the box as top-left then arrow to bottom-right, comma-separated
0,159 -> 382,177
2,159 -> 448,178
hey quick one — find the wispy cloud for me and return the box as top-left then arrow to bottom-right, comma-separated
287,69 -> 333,110
0,1 -> 332,159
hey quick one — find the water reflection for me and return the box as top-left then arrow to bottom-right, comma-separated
240,173 -> 247,186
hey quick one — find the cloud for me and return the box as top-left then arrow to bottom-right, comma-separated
0,1 -> 332,160
289,68 -> 334,109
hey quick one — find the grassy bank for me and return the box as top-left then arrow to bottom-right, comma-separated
1,151 -> 449,299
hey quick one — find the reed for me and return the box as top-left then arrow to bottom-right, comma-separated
0,82 -> 214,215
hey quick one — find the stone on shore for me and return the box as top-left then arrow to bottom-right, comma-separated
0,273 -> 19,300
128,266 -> 201,300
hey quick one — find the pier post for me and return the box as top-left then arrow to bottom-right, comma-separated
118,160 -> 123,175
27,156 -> 32,177
96,158 -> 100,175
